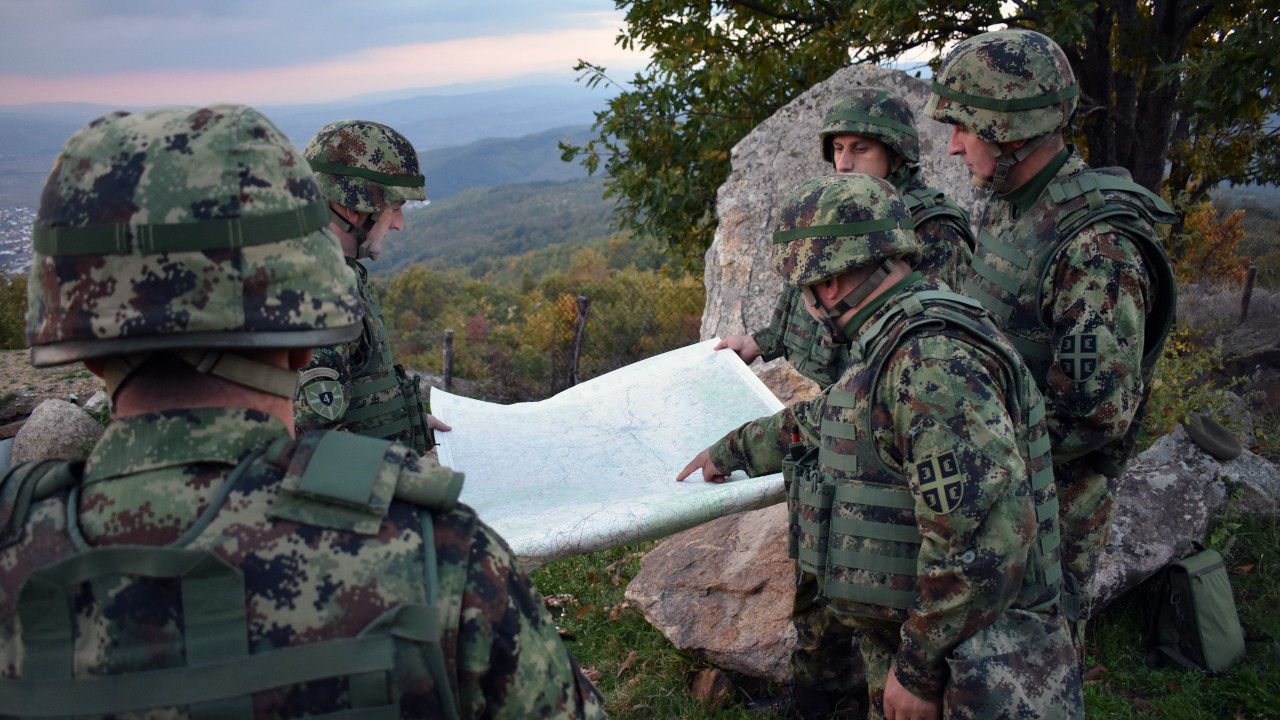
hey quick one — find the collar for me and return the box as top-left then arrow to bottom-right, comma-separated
83,407 -> 289,485
886,163 -> 920,191
838,271 -> 922,344
999,145 -> 1071,216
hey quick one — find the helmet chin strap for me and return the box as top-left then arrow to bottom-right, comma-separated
802,260 -> 895,345
329,205 -> 380,260
103,350 -> 300,402
974,134 -> 1051,193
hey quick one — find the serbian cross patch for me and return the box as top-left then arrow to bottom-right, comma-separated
918,451 -> 963,514
302,379 -> 347,421
1059,334 -> 1099,382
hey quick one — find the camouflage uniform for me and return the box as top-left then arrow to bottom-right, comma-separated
745,88 -> 974,459
926,30 -> 1177,626
294,120 -> 436,456
745,175 -> 1080,718
0,105 -> 605,720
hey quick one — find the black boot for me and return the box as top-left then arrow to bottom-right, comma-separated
747,686 -> 842,720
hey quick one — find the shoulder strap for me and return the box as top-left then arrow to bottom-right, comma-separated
269,431 -> 463,535
1041,169 -> 1179,365
0,459 -> 83,551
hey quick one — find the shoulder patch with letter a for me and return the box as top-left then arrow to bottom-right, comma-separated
918,451 -> 963,514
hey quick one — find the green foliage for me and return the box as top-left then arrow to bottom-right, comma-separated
1140,329 -> 1255,451
565,1 -> 1280,268
382,242 -> 703,403
378,178 -> 616,279
0,272 -> 27,350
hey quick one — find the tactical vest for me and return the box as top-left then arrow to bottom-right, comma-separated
963,167 -> 1177,392
901,184 -> 975,254
349,262 -> 435,454
772,186 -> 974,389
773,285 -> 849,389
785,289 -> 1063,624
0,431 -> 463,719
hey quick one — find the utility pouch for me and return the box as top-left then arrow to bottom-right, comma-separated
1146,543 -> 1246,674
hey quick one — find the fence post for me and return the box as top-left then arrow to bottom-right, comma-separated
443,328 -> 454,392
1241,265 -> 1258,323
569,295 -> 591,387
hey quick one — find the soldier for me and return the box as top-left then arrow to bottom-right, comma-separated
684,174 -> 1081,719
925,29 -> 1178,646
0,104 -> 605,720
716,87 -> 974,390
293,119 -> 449,456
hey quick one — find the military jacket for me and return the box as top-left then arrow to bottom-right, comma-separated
962,151 -> 1176,472
295,259 -> 435,455
0,408 -> 605,720
730,276 -> 1063,702
751,167 -> 973,390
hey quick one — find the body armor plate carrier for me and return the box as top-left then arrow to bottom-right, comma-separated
0,431 -> 463,719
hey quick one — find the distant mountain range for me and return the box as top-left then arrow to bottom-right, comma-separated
0,81 -> 610,207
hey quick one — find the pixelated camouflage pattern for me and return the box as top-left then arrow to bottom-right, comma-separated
963,150 -> 1176,620
788,570 -> 868,695
0,407 -> 604,719
859,609 -> 1081,719
772,174 -> 919,288
925,29 -> 1079,143
295,259 -> 434,454
26,104 -> 362,366
305,120 -> 427,213
715,276 -> 1076,707
746,169 -> 971,424
820,88 -> 920,164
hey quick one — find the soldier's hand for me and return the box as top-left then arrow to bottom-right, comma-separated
714,334 -> 763,364
427,414 -> 452,432
676,449 -> 727,484
883,666 -> 940,720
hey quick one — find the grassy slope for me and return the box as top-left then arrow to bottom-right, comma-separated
532,512 -> 1280,719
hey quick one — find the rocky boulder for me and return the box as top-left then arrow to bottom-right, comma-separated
702,63 -> 983,403
627,430 -> 1280,683
11,398 -> 105,464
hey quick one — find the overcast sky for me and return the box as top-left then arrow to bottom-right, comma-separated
0,0 -> 650,106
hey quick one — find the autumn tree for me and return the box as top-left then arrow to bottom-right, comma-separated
564,1 -> 1280,268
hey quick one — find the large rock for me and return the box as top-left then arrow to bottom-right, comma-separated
627,430 -> 1280,682
702,64 -> 983,401
11,398 -> 104,464
625,503 -> 796,682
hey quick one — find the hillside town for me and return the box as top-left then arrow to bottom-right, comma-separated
0,207 -> 34,275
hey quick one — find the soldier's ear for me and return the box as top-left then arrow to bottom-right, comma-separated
83,359 -> 105,378
288,348 -> 313,371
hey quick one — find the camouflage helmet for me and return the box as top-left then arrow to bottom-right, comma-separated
27,104 -> 362,389
772,174 -> 918,288
820,88 -> 920,165
925,29 -> 1079,144
304,120 -> 427,213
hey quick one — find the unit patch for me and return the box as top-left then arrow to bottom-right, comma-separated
918,451 -> 963,514
1059,334 -> 1098,382
301,375 -> 347,421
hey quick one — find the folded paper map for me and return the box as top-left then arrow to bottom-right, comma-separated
434,340 -> 786,567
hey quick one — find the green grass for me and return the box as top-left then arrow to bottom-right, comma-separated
530,543 -> 773,718
533,513 -> 1280,719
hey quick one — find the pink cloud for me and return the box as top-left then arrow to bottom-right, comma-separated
0,25 -> 648,106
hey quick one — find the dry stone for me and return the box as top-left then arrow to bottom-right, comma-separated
625,502 -> 795,682
12,398 -> 104,464
702,64 -> 984,400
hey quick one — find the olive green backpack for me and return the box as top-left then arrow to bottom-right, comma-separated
1146,542 -> 1247,674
